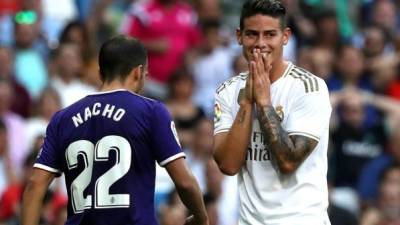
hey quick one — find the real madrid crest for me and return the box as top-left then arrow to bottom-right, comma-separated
275,105 -> 284,122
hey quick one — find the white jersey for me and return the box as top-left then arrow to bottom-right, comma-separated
214,62 -> 332,225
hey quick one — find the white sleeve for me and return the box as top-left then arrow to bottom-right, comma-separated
214,90 -> 234,135
285,81 -> 332,141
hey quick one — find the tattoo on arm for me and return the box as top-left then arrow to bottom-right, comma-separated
238,109 -> 247,123
257,106 -> 318,173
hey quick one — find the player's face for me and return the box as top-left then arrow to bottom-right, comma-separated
237,14 -> 290,65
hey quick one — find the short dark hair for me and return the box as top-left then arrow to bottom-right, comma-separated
99,35 -> 147,83
239,0 -> 286,30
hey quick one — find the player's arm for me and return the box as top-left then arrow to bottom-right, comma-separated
21,168 -> 55,225
256,106 -> 317,174
213,74 -> 254,176
251,51 -> 321,174
165,158 -> 208,225
213,103 -> 253,175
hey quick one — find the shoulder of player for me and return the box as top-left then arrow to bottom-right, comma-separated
123,92 -> 165,114
285,65 -> 327,94
46,108 -> 66,130
216,72 -> 247,95
127,91 -> 158,103
128,94 -> 168,114
64,91 -> 157,118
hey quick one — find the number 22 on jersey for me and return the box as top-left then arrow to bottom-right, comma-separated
66,135 -> 131,213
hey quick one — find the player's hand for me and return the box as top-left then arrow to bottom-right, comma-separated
238,61 -> 254,106
251,49 -> 272,107
184,215 -> 209,225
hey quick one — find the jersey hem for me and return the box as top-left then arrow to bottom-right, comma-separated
159,152 -> 186,166
214,128 -> 230,135
288,131 -> 320,141
34,163 -> 62,174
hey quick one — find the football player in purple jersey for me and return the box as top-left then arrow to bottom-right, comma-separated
22,35 -> 208,225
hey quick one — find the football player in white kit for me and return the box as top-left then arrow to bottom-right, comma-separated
213,0 -> 332,224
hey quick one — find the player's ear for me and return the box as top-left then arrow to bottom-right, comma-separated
138,64 -> 146,80
282,27 -> 291,46
131,65 -> 142,81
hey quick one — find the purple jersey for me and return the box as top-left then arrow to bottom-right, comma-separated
34,90 -> 184,225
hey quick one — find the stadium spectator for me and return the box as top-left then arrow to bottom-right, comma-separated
205,158 -> 238,225
13,10 -> 48,99
0,119 -> 14,196
358,121 -> 400,206
185,119 -> 214,193
191,19 -> 233,117
121,0 -> 202,99
0,78 -> 28,176
166,69 -> 205,149
0,46 -> 31,118
49,43 -> 96,108
25,87 -> 61,153
329,90 -> 387,188
360,165 -> 400,225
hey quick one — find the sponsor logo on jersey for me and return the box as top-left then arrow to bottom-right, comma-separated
246,131 -> 271,161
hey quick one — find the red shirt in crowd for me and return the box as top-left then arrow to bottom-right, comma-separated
0,0 -> 20,14
122,0 -> 201,83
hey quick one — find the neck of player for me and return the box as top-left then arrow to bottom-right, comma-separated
100,79 -> 141,94
270,60 -> 289,83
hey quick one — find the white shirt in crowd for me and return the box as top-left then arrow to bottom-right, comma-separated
51,77 -> 97,108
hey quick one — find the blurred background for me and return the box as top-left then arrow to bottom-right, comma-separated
0,0 -> 400,224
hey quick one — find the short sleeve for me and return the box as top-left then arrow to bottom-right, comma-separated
285,81 -> 332,141
214,89 -> 234,135
34,112 -> 62,176
151,102 -> 185,167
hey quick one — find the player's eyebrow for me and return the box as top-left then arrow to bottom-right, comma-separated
263,30 -> 278,35
244,29 -> 278,34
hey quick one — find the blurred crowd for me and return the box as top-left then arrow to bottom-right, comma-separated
0,0 -> 400,225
